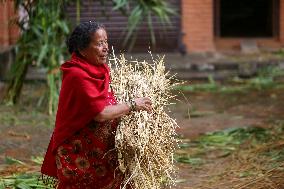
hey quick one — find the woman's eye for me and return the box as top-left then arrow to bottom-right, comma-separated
97,41 -> 107,47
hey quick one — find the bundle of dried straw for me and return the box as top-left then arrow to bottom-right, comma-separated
109,53 -> 179,189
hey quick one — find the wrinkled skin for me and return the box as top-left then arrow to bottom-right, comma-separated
79,28 -> 109,65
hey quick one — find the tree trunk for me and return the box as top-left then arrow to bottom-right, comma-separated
3,61 -> 29,105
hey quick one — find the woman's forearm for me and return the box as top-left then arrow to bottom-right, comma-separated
94,97 -> 152,122
94,103 -> 130,122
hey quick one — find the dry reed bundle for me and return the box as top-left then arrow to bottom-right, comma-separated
190,139 -> 284,189
232,141 -> 284,189
108,53 -> 179,189
233,165 -> 284,189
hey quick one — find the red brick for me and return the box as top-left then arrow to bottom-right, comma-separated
0,1 -> 9,48
8,0 -> 19,44
181,0 -> 215,52
280,0 -> 284,44
0,0 -> 19,49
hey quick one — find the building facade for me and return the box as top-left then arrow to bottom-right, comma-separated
182,0 -> 284,52
0,0 -> 19,51
1,0 -> 284,53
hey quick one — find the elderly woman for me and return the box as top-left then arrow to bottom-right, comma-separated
41,21 -> 152,189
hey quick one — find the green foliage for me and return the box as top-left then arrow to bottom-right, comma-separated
175,67 -> 284,93
0,156 -> 51,188
4,0 -> 70,114
0,174 -> 53,189
197,127 -> 271,149
4,156 -> 26,165
264,148 -> 284,162
175,126 -> 282,165
4,0 -> 177,114
30,156 -> 44,165
112,0 -> 177,50
174,155 -> 204,165
73,0 -> 177,50
176,75 -> 219,92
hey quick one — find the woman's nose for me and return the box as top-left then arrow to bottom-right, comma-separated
103,43 -> 108,52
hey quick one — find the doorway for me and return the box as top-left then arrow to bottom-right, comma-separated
214,0 -> 279,38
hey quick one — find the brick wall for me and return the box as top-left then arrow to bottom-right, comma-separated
181,0 -> 215,52
0,0 -> 19,50
280,0 -> 284,44
1,0 -> 284,52
181,0 -> 284,52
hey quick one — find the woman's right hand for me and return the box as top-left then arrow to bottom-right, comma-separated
134,97 -> 152,113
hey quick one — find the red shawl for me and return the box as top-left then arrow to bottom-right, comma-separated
41,53 -> 110,177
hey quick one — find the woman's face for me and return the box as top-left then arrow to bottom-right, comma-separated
80,28 -> 109,65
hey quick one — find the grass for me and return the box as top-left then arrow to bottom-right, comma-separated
0,103 -> 55,128
175,124 -> 284,165
174,67 -> 284,93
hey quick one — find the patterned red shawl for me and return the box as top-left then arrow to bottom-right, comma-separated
41,53 -> 110,177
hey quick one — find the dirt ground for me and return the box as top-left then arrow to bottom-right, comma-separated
170,88 -> 284,188
0,83 -> 284,188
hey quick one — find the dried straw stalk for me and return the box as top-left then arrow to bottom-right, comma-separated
109,53 -> 179,189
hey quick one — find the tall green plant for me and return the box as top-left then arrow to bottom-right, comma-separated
4,0 -> 176,114
4,0 -> 70,114
112,0 -> 177,50
77,0 -> 177,50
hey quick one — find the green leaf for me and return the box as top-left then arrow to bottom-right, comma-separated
239,171 -> 253,178
36,44 -> 48,66
56,20 -> 69,34
113,0 -> 129,10
4,156 -> 26,165
123,5 -> 142,47
178,143 -> 191,148
147,12 -> 156,46
16,182 -> 32,189
30,156 -> 44,165
76,0 -> 80,24
175,156 -> 203,165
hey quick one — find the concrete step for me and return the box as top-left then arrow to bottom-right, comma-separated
1,51 -> 284,81
174,70 -> 239,80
